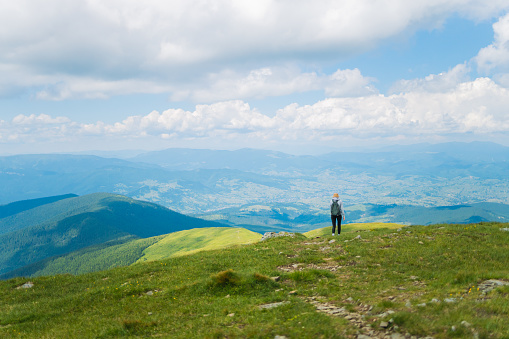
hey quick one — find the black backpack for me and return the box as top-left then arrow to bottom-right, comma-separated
331,200 -> 341,216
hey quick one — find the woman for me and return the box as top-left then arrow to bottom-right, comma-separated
330,193 -> 345,236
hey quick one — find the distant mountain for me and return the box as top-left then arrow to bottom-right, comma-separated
320,141 -> 509,179
0,193 -> 227,277
130,148 -> 327,174
1,142 -> 508,216
2,227 -> 260,279
348,202 -> 509,225
0,154 -> 171,204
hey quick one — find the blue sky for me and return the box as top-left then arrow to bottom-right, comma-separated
1,1 -> 509,154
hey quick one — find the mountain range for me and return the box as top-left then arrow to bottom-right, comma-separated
1,142 -> 508,212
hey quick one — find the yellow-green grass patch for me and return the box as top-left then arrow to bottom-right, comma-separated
136,227 -> 261,262
304,222 -> 406,238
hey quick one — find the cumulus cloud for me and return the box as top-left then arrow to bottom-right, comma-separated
170,67 -> 376,102
1,0 -> 508,100
389,63 -> 471,94
2,77 -> 508,147
475,12 -> 509,73
12,114 -> 71,125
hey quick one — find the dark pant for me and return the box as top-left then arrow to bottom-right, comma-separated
331,215 -> 342,234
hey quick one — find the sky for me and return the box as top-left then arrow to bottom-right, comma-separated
1,0 -> 509,155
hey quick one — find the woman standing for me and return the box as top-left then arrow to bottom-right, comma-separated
330,193 -> 345,236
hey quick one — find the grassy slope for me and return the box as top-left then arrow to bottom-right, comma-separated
136,227 -> 261,263
304,222 -> 405,238
0,222 -> 508,338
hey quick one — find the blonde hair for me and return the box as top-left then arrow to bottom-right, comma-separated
333,193 -> 339,198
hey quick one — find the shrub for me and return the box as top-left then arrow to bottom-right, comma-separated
253,272 -> 270,282
209,269 -> 241,287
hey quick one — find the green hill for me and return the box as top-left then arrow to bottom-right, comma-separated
136,227 -> 261,262
5,227 -> 260,278
0,193 -> 227,278
0,222 -> 507,338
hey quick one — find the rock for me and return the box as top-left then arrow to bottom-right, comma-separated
274,336 -> 288,339
261,231 -> 295,241
405,301 -> 412,308
289,290 -> 297,295
451,325 -> 456,331
461,320 -> 471,328
271,276 -> 281,282
444,298 -> 457,303
417,303 -> 426,307
431,298 -> 440,303
357,335 -> 372,339
380,321 -> 389,328
390,334 -> 405,339
329,239 -> 336,244
227,313 -> 235,317
355,235 -> 362,240
148,312 -> 153,315
146,291 -> 154,296
258,301 -> 290,310
17,282 -> 34,289
418,241 -> 424,244
501,228 -> 509,231
346,297 -> 354,302
225,294 -> 230,298
478,279 -> 509,295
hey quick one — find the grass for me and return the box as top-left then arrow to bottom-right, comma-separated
136,227 -> 261,262
0,222 -> 508,338
304,222 -> 405,238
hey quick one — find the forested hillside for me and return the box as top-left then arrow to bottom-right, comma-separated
0,193 -> 227,278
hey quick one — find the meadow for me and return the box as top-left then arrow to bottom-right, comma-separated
0,222 -> 508,338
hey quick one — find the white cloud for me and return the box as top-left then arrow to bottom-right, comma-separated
171,67 -> 376,102
12,114 -> 71,125
475,12 -> 509,73
3,77 -> 508,148
389,63 -> 471,94
1,0 -> 508,100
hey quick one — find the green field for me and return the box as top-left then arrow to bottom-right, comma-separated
136,227 -> 261,262
1,222 -> 508,338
